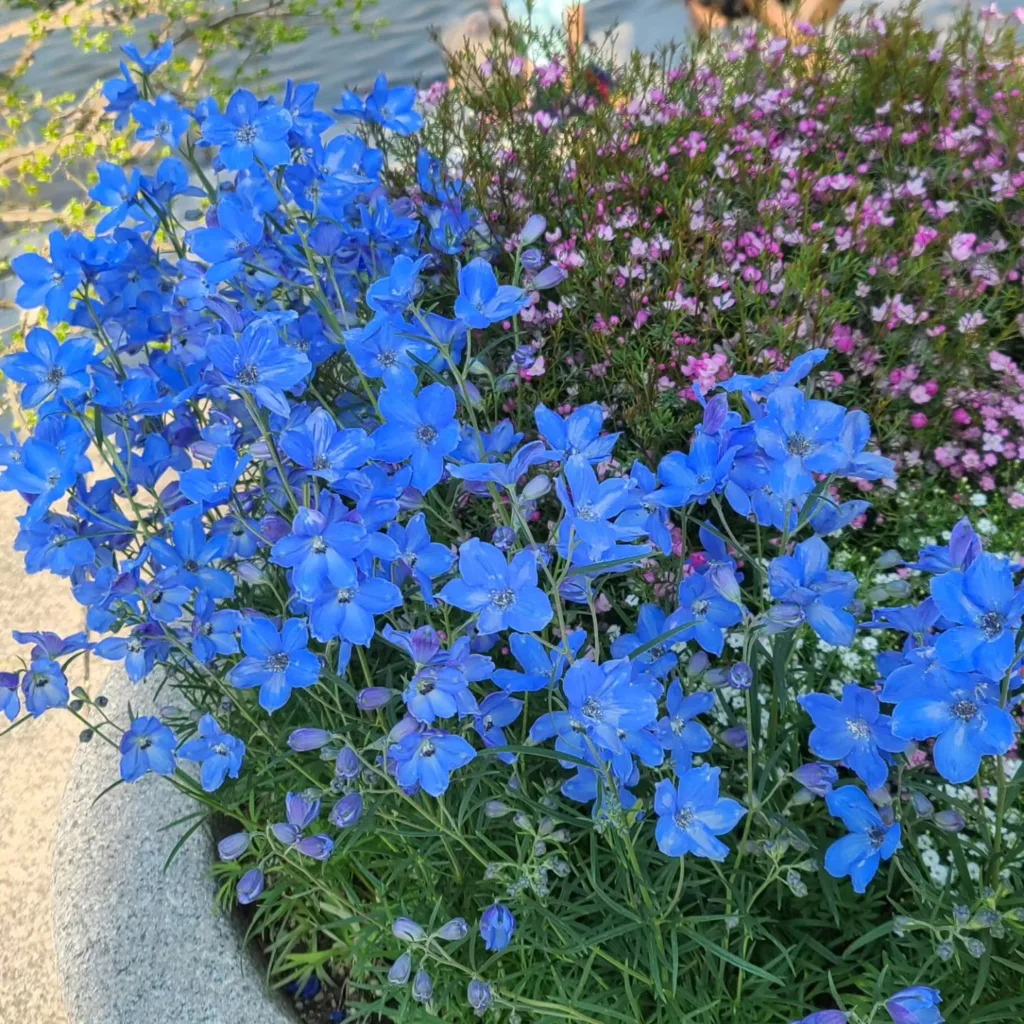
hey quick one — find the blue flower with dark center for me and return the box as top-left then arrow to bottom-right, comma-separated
345,315 -> 433,391
178,446 -> 252,508
178,713 -> 246,792
335,74 -> 423,135
798,685 -> 906,791
656,681 -> 714,770
534,402 -> 620,464
718,348 -> 828,395
2,328 -> 96,412
454,258 -> 526,328
373,383 -> 460,493
656,435 -> 737,508
201,89 -> 293,170
611,604 -> 679,679
190,597 -> 243,664
11,230 -> 84,322
389,729 -> 476,796
21,658 -> 69,717
188,194 -> 265,284
492,629 -> 586,693
385,513 -> 455,606
148,516 -> 234,598
131,95 -> 192,147
271,792 -> 334,861
309,559 -> 403,646
228,618 -> 321,713
440,539 -> 552,634
472,691 -> 523,764
667,572 -> 743,657
279,408 -> 373,485
824,785 -> 901,893
119,715 -> 177,782
271,502 -> 368,601
653,766 -> 745,860
555,455 -> 642,558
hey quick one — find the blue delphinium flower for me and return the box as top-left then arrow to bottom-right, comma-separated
228,618 -> 321,713
21,658 -> 69,717
270,503 -> 368,601
309,559 -> 403,646
492,629 -> 586,692
788,1013 -> 847,1024
798,685 -> 906,790
373,383 -> 460,492
120,39 -> 174,74
449,440 -> 552,493
718,348 -> 828,395
930,552 -> 1024,679
0,672 -> 19,722
454,258 -> 527,328
201,89 -> 293,169
653,766 -> 745,860
768,536 -> 858,647
11,231 -> 84,322
119,716 -> 177,782
479,903 -> 516,952
148,516 -> 234,598
208,320 -> 312,416
791,763 -> 839,798
530,658 -> 658,759
667,572 -> 743,656
656,682 -> 714,770
824,786 -> 901,893
188,194 -> 265,284
914,518 -> 981,574
102,63 -> 139,128
365,254 -> 430,316
472,691 -> 523,764
335,74 -> 423,135
656,435 -> 737,508
178,446 -> 252,508
534,402 -> 620,463
131,95 -> 192,146
440,539 -> 552,634
1,327 -> 96,411
386,513 -> 455,605
279,408 -> 373,485
889,674 -> 1014,784
93,626 -> 167,683
611,604 -> 679,679
402,658 -> 478,724
555,455 -> 641,556
178,713 -> 246,792
613,462 -> 673,555
886,987 -> 944,1024
345,315 -> 432,391
389,729 -> 476,796
271,792 -> 334,860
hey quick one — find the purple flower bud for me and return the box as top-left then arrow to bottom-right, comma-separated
467,978 -> 493,1015
533,263 -> 566,290
885,986 -> 944,1024
393,917 -> 426,942
709,564 -> 743,607
520,214 -> 547,245
236,561 -> 265,584
405,625 -> 441,665
236,868 -> 264,905
479,903 -> 515,952
791,763 -> 838,797
0,671 -> 20,690
463,380 -> 483,406
388,951 -> 412,986
329,793 -> 363,829
356,687 -> 394,711
492,526 -> 516,551
722,725 -> 748,748
728,661 -> 753,690
435,917 -> 469,941
259,513 -> 290,543
688,651 -> 709,678
217,832 -> 251,861
412,968 -> 433,1004
872,549 -> 904,571
762,603 -> 805,633
296,834 -> 334,860
335,745 -> 360,780
484,800 -> 511,818
911,792 -> 934,818
934,809 -> 965,833
288,728 -> 332,752
702,393 -> 730,435
521,474 -> 551,501
520,247 -> 544,271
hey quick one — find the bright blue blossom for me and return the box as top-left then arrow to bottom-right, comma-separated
799,685 -> 906,790
279,409 -> 373,485
120,39 -> 173,74
440,539 -> 553,634
556,455 -> 641,557
473,691 -> 523,764
335,74 -> 423,134
148,516 -> 234,598
131,95 -> 191,146
454,258 -> 527,328
824,786 -> 901,893
718,348 -> 828,395
271,792 -> 334,861
120,715 -> 177,782
657,682 -> 714,770
270,503 -> 367,601
11,231 -> 84,322
389,729 -> 476,796
886,987 -> 944,1024
373,383 -> 460,492
228,618 -> 321,713
201,89 -> 293,170
479,903 -> 516,952
178,713 -> 246,792
386,513 -> 455,605
1,327 -> 96,411
667,572 -> 743,656
611,604 -> 679,679
653,766 -> 745,860
0,673 -> 19,722
345,315 -> 432,390
534,402 -> 619,463
21,658 -> 69,717
309,559 -> 403,646
492,629 -> 586,693
656,435 -> 737,507
914,518 -> 981,574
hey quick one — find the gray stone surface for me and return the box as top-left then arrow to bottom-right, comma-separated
52,665 -> 294,1024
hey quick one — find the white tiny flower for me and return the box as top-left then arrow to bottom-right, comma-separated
977,517 -> 998,536
969,493 -> 988,507
624,594 -> 640,608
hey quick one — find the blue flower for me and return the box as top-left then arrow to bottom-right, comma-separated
402,656 -> 478,724
656,435 -> 737,508
613,462 -> 673,555
914,518 -> 981,574
653,766 -> 745,860
93,626 -> 167,683
389,729 -> 476,796
21,658 -> 69,717
0,439 -> 83,523
824,786 -> 901,893
201,89 -> 293,170
344,315 -> 432,390
335,74 -> 423,135
479,903 -> 516,952
836,411 -> 895,481
178,446 -> 252,508
473,691 -> 523,763
208,319 -> 312,416
271,793 -> 334,860
119,716 -> 177,782
191,599 -> 243,664
365,255 -> 430,316
492,629 -> 586,692
799,685 -> 906,790
131,94 -> 192,147
718,348 -> 828,395
656,681 -> 714,770
789,1013 -> 847,1024
535,402 -> 619,463
271,504 -> 368,601
1,328 -> 96,411
611,604 -> 679,679
930,552 -> 1024,680
889,674 -> 1014,784
279,409 -> 373,485
188,194 -> 265,284
236,868 -> 265,904
768,537 -> 858,647
11,231 -> 84,322
309,559 -> 403,646
102,64 -> 139,128
791,763 -> 839,797
454,258 -> 527,328
120,39 -> 174,74
228,618 -> 321,713
440,539 -> 553,634
555,455 -> 641,557
178,713 -> 246,792
373,383 -> 460,492
449,440 -> 552,493
530,657 -> 658,759
88,162 -> 145,232
386,513 -> 455,605
148,516 -> 234,598
0,672 -> 19,722
467,979 -> 493,1016
886,987 -> 944,1024
667,572 -> 742,656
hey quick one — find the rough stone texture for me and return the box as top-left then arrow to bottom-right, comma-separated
53,665 -> 294,1024
0,488 -> 84,1024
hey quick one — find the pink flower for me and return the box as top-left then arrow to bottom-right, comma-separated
949,232 -> 977,261
909,412 -> 929,429
952,408 -> 972,425
910,226 -> 939,257
909,385 -> 931,405
1009,491 -> 1024,509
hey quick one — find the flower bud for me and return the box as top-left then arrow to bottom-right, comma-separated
484,800 -> 511,818
791,763 -> 838,797
329,793 -> 363,829
479,903 -> 516,952
520,247 -> 544,271
533,263 -> 566,289
393,917 -> 426,942
435,917 -> 469,941
356,687 -> 393,711
886,986 -> 945,1024
492,526 -> 516,551
934,809 -> 965,833
708,563 -> 743,606
287,727 -> 332,752
722,725 -> 748,749
520,214 -> 547,245
335,745 -> 360,780
412,968 -> 433,1003
521,474 -> 551,501
911,791 -> 934,818
387,951 -> 412,986
236,868 -> 264,905
467,978 -> 493,1016
217,832 -> 251,861
728,661 -> 753,690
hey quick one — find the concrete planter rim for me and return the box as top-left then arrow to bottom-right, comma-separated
52,665 -> 295,1024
